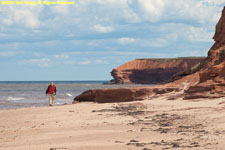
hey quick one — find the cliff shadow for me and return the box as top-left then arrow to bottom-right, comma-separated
129,67 -> 184,84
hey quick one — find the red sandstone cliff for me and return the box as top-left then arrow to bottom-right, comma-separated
182,7 -> 225,99
74,7 -> 225,103
73,86 -> 179,103
111,58 -> 205,84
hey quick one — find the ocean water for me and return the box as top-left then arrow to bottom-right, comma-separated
0,81 -> 149,110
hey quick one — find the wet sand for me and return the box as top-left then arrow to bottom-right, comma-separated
1,96 -> 225,150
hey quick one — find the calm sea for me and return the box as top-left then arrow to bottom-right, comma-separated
0,81 -> 148,110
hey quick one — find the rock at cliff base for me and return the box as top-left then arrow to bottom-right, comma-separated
74,87 -> 179,103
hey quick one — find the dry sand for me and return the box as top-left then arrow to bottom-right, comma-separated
1,96 -> 225,150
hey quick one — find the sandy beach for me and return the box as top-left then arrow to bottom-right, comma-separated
1,96 -> 225,150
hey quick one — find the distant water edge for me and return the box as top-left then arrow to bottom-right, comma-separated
0,81 -> 152,110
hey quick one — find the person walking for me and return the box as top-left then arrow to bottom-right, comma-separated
46,82 -> 57,106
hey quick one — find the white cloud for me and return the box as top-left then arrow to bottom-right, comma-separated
0,0 -> 222,40
79,60 -> 92,65
64,59 -> 108,65
26,58 -> 51,67
0,51 -> 17,57
69,51 -> 104,55
93,25 -> 114,33
111,51 -> 150,56
94,60 -> 108,64
163,0 -> 221,24
155,22 -> 214,44
0,1 -> 223,62
165,33 -> 178,42
187,26 -> 214,42
1,5 -> 42,28
63,60 -> 76,65
78,60 -> 108,65
15,9 -> 40,28
54,54 -> 69,59
200,0 -> 225,5
95,0 -> 127,5
138,0 -> 165,22
150,38 -> 168,48
118,37 -> 137,45
28,58 -> 50,63
51,5 -> 69,15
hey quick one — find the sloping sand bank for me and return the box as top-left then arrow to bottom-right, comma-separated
1,97 -> 225,150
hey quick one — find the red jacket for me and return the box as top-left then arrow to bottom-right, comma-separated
46,85 -> 56,95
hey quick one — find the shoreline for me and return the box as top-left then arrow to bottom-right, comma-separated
0,102 -> 72,111
1,96 -> 225,150
0,82 -> 155,111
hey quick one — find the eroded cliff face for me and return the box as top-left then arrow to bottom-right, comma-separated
111,58 -> 205,84
182,6 -> 225,99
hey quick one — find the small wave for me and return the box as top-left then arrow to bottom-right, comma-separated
7,96 -> 25,101
66,93 -> 73,97
55,102 -> 61,105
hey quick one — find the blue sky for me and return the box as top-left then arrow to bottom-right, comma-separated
0,0 -> 224,81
